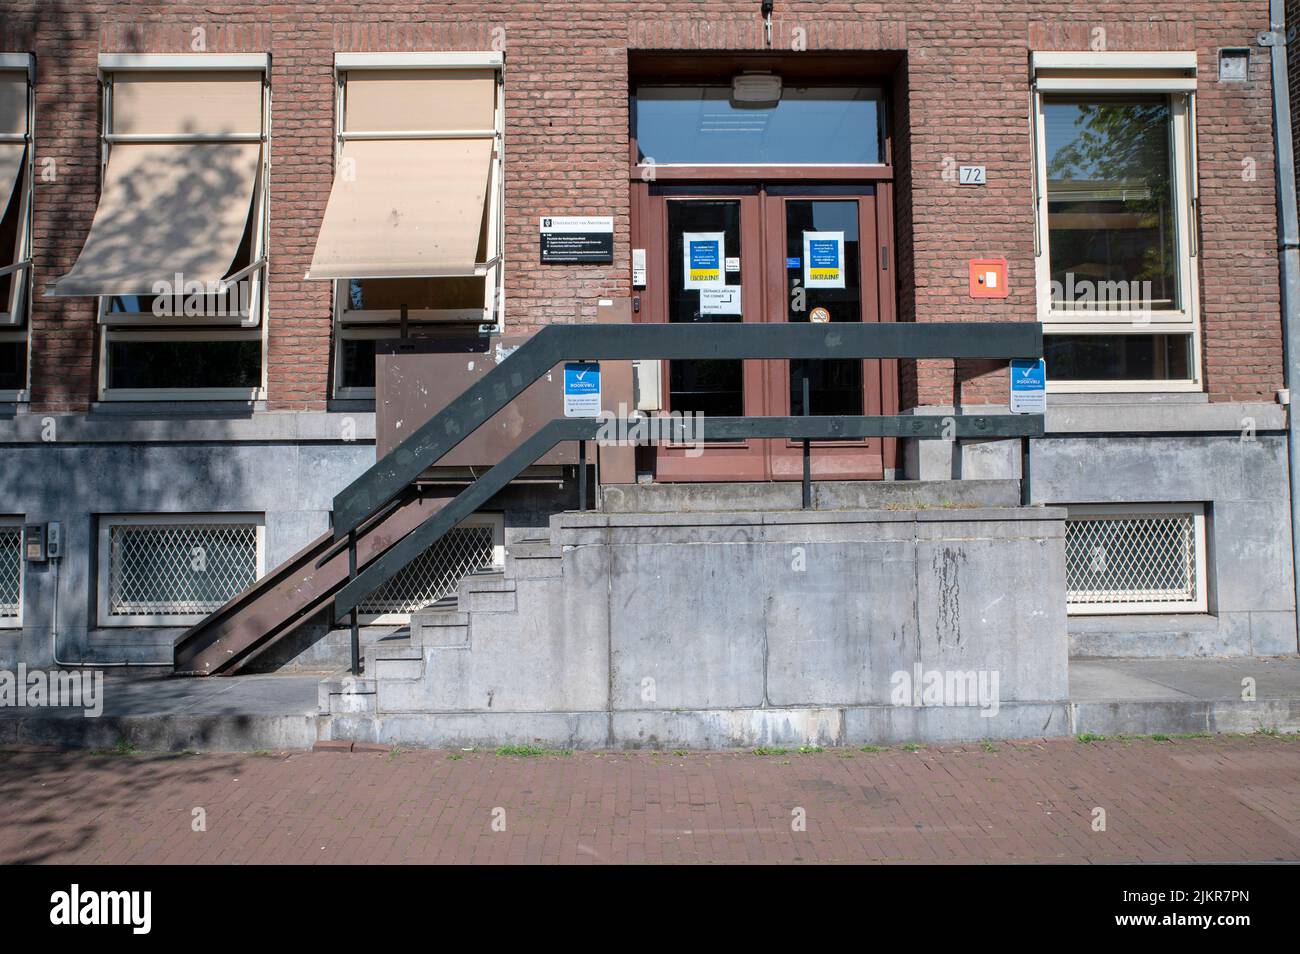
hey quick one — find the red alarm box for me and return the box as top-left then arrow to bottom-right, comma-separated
969,259 -> 1008,298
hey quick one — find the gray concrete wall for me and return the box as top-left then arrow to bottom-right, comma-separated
0,429 -> 372,669
0,410 -> 576,670
358,507 -> 1071,748
1033,433 -> 1297,657
905,398 -> 1298,658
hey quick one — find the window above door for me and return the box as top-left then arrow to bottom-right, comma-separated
632,84 -> 884,166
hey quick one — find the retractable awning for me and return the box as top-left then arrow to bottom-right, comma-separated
307,69 -> 496,281
48,70 -> 263,298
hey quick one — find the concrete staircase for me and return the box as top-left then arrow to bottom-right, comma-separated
319,479 -> 1075,749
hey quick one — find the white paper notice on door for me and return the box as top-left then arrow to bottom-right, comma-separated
803,230 -> 845,289
682,232 -> 726,289
700,286 -> 742,316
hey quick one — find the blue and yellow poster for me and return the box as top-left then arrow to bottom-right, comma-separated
803,231 -> 845,289
683,232 -> 725,289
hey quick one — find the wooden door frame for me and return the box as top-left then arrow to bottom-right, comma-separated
762,185 -> 887,480
632,179 -> 901,481
627,70 -> 902,479
636,185 -> 770,481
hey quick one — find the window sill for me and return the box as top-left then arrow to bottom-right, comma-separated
1067,612 -> 1218,632
1045,391 -> 1208,406
89,400 -> 262,417
1049,381 -> 1201,395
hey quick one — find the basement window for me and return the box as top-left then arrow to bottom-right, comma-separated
358,516 -> 502,624
97,514 -> 264,626
0,518 -> 21,626
1065,504 -> 1207,614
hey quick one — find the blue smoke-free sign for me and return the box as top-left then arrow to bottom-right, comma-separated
564,362 -> 601,418
1009,358 -> 1046,414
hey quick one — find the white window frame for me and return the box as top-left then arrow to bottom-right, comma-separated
95,54 -> 271,402
0,54 -> 34,402
96,512 -> 265,627
1065,502 -> 1208,615
0,515 -> 23,628
1031,52 -> 1201,393
330,52 -> 505,400
358,513 -> 503,625
334,324 -> 398,401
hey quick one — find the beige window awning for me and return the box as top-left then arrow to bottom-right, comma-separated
0,69 -> 27,237
307,69 -> 497,281
48,71 -> 263,298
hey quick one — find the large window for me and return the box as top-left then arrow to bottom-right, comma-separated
308,53 -> 505,398
1032,53 -> 1199,391
97,514 -> 263,626
633,84 -> 884,166
48,55 -> 270,400
0,55 -> 33,401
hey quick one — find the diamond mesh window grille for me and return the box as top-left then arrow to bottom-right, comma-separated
0,525 -> 20,620
107,522 -> 258,617
1065,509 -> 1202,611
360,525 -> 496,616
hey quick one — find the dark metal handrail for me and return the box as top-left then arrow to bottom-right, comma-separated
332,411 -> 1042,620
328,321 -> 1046,672
331,322 -> 1043,539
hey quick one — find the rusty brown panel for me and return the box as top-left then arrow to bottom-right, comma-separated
175,491 -> 451,675
375,333 -> 578,466
597,298 -> 636,485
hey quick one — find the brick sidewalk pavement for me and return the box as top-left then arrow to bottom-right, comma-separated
1,736 -> 1297,864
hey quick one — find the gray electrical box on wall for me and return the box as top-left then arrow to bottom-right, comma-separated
23,523 -> 46,561
46,521 -> 62,559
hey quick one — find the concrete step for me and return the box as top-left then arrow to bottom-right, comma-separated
460,570 -> 517,612
598,479 -> 1020,514
411,602 -> 471,648
366,635 -> 424,681
505,540 -> 564,579
320,670 -> 379,716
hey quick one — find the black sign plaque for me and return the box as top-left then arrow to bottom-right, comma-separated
539,216 -> 614,264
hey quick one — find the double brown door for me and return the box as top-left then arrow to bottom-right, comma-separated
635,183 -> 896,481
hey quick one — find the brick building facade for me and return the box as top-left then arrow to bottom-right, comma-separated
0,3 -> 1284,409
0,1 -> 1295,671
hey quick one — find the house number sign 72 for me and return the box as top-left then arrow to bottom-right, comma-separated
959,165 -> 986,185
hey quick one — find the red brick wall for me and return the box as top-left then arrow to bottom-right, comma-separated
0,2 -> 1283,411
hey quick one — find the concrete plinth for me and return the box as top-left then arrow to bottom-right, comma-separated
339,505 -> 1072,747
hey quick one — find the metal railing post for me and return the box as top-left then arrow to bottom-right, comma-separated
1021,435 -> 1032,506
801,374 -> 812,510
347,530 -> 360,676
578,440 -> 588,512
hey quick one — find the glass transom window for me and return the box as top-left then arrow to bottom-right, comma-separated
633,85 -> 883,165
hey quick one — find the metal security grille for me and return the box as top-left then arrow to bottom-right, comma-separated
0,525 -> 20,620
107,522 -> 258,617
1066,507 -> 1204,613
359,524 -> 495,616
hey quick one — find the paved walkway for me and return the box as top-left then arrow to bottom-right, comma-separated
1070,656 -> 1300,702
1,735 -> 1296,863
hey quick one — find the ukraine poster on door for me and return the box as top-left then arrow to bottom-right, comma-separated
803,231 -> 845,289
683,232 -> 725,289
